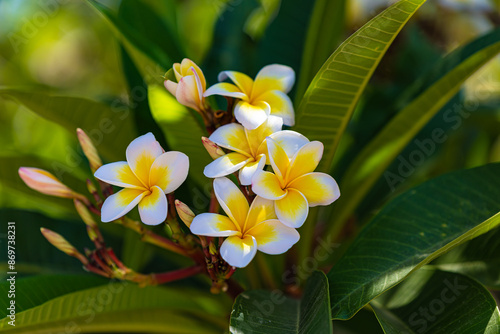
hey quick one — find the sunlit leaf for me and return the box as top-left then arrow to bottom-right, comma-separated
294,0 -> 427,172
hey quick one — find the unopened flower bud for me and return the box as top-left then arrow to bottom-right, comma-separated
202,137 -> 225,160
165,58 -> 207,112
175,200 -> 195,228
77,128 -> 102,173
19,167 -> 88,203
74,199 -> 103,243
40,228 -> 88,265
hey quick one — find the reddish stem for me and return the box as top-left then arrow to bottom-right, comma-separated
152,265 -> 204,285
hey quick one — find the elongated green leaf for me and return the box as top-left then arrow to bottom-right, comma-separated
148,85 -> 210,187
0,281 -> 227,333
295,0 -> 347,102
432,227 -> 500,289
230,271 -> 332,333
0,275 -> 107,315
0,89 -> 136,161
294,0 -> 426,172
87,0 -> 183,68
372,269 -> 500,333
327,163 -> 500,319
328,28 -> 500,236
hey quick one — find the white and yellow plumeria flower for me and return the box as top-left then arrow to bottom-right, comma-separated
190,177 -> 299,268
204,117 -> 310,185
165,58 -> 207,112
94,133 -> 189,225
204,64 -> 295,130
252,138 -> 340,228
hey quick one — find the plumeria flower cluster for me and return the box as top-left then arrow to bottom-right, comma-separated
18,59 -> 340,295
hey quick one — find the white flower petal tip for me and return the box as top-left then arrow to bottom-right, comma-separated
255,64 -> 296,93
100,188 -> 147,223
275,189 -> 309,228
220,235 -> 257,268
269,130 -> 309,158
138,186 -> 168,225
190,213 -> 240,237
234,100 -> 271,130
203,153 -> 250,178
289,173 -> 341,207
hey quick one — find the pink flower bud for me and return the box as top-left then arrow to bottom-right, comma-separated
18,167 -> 88,203
202,137 -> 225,160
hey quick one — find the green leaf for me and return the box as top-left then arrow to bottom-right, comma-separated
328,27 -> 500,236
0,89 -> 137,161
229,271 -> 332,333
432,227 -> 500,289
0,281 -> 227,333
327,163 -> 500,320
87,0 -> 183,68
372,269 -> 500,333
0,275 -> 107,315
294,0 -> 427,172
148,85 -> 210,187
295,0 -> 347,102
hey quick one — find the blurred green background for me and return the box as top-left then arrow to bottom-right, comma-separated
0,0 -> 499,279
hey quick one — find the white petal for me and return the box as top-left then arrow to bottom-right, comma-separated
176,75 -> 201,110
101,188 -> 147,223
248,219 -> 300,254
213,177 -> 249,227
204,82 -> 247,99
269,130 -> 309,159
234,100 -> 270,130
220,235 -> 257,268
164,80 -> 178,96
138,185 -> 168,225
257,90 -> 295,126
190,213 -> 240,237
94,161 -> 145,189
208,123 -> 251,156
254,64 -> 295,94
149,151 -> 189,194
288,172 -> 340,207
275,189 -> 309,228
203,153 -> 251,178
126,133 -> 163,186
239,155 -> 266,186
